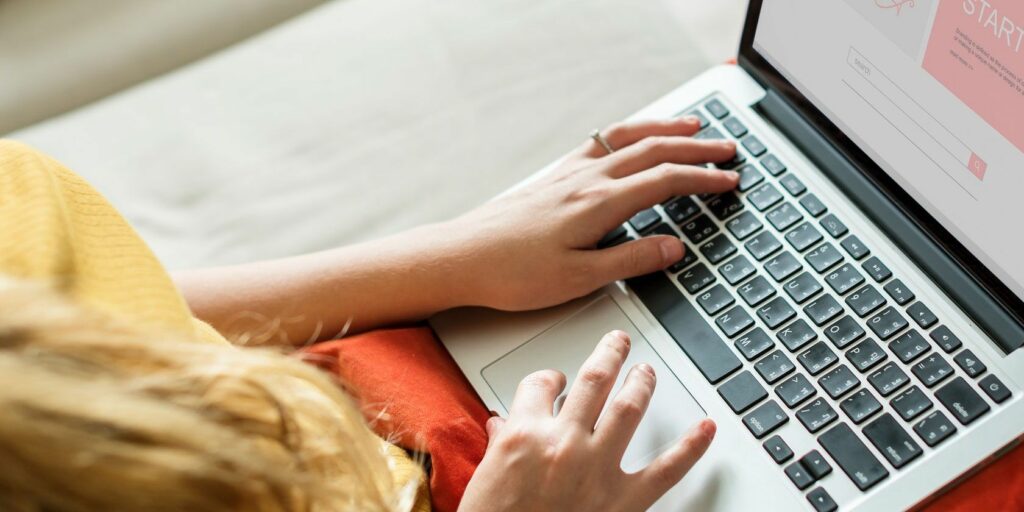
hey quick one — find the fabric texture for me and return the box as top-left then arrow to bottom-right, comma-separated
311,325 -> 1023,512
0,140 -> 429,512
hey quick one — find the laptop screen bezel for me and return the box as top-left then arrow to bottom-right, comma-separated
736,0 -> 1024,325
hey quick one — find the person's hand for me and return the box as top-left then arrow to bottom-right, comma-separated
445,117 -> 738,311
459,330 -> 716,512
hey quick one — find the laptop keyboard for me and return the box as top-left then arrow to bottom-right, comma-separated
606,96 -> 1013,509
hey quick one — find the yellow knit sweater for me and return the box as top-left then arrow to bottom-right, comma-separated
0,140 -> 428,511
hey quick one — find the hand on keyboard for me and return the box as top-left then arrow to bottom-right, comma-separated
447,117 -> 738,312
460,330 -> 716,512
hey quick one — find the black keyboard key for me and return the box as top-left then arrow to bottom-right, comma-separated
891,385 -> 933,421
914,410 -> 957,447
953,349 -> 986,378
841,388 -> 883,424
742,399 -> 789,438
779,173 -> 806,196
978,374 -> 1011,403
847,285 -> 887,317
755,350 -> 796,384
907,301 -> 938,329
818,422 -> 889,491
700,235 -> 737,265
824,315 -> 865,349
682,110 -> 710,128
644,223 -> 679,244
745,231 -> 783,261
863,413 -> 922,469
912,353 -> 955,388
757,296 -> 797,330
785,461 -> 815,490
719,255 -> 756,285
800,449 -> 834,479
628,272 -> 741,384
783,272 -> 823,304
807,487 -> 838,512
696,284 -> 735,316
725,211 -> 763,240
763,435 -> 793,464
741,134 -> 768,157
824,263 -> 865,295
883,279 -> 915,306
847,338 -> 887,372
716,305 -> 755,338
765,252 -> 802,282
819,364 -> 859,398
935,377 -> 990,425
761,154 -> 787,176
775,373 -> 816,408
805,243 -> 843,273
736,328 -> 775,361
707,193 -> 745,221
798,342 -> 838,376
862,256 -> 892,282
819,213 -> 848,238
930,325 -> 963,353
747,183 -> 784,211
663,196 -> 701,224
597,225 -> 628,248
679,263 -> 717,294
785,222 -> 823,252
736,164 -> 765,192
777,319 -> 818,352
716,151 -> 748,170
705,99 -> 729,119
869,362 -> 910,397
629,208 -> 662,233
718,370 -> 767,413
841,234 -> 870,260
799,194 -> 827,217
738,275 -> 776,306
867,306 -> 909,340
766,203 -> 803,231
890,330 -> 931,363
680,214 -> 719,244
722,116 -> 748,138
804,295 -> 843,326
667,243 -> 699,273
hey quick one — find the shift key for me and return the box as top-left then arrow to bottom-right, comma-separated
818,423 -> 889,491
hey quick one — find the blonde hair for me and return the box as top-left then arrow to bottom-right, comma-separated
0,277 -> 417,512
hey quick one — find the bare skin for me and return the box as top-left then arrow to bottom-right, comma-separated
175,117 -> 738,343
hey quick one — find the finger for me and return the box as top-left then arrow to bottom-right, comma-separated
594,363 -> 657,461
604,137 -> 736,178
559,330 -> 631,429
509,369 -> 567,418
586,236 -> 684,284
579,118 -> 703,159
609,164 -> 739,218
485,416 -> 506,449
631,418 -> 716,507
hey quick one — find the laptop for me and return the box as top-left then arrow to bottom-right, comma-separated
431,1 -> 1024,510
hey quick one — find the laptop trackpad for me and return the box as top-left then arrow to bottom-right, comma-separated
481,295 -> 706,472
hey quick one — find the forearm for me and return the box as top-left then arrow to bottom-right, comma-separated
174,222 -> 474,345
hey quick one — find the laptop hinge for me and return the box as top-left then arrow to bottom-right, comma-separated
752,90 -> 1023,355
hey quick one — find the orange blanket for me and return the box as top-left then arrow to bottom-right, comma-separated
305,327 -> 1022,512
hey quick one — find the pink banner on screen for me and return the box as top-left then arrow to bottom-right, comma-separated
923,0 -> 1024,157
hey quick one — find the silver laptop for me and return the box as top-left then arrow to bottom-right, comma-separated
431,1 -> 1024,510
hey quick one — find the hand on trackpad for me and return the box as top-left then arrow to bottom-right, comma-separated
481,295 -> 707,471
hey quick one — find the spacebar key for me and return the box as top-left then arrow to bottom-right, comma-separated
818,423 -> 889,491
628,272 -> 741,384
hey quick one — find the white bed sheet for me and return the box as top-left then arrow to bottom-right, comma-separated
11,0 -> 744,270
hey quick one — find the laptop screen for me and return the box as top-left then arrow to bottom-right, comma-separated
750,0 -> 1024,302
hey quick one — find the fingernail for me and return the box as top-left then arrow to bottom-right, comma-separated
681,115 -> 700,124
659,238 -> 683,264
611,330 -> 631,347
638,363 -> 656,379
722,140 -> 736,149
700,419 -> 717,440
726,170 -> 740,181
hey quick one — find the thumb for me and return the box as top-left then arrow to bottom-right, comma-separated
485,416 -> 506,449
591,235 -> 684,283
